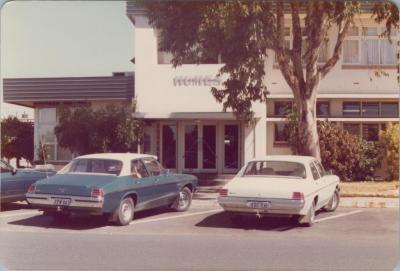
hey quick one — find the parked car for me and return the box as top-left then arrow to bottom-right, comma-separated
218,155 -> 340,226
0,160 -> 54,204
26,153 -> 198,225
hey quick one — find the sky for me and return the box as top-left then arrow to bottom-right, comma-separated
0,1 -> 134,118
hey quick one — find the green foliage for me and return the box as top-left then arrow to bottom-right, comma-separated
1,116 -> 34,164
54,105 -> 143,155
379,123 -> 399,180
286,111 -> 382,181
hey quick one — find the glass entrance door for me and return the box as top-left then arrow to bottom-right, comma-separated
183,123 -> 217,171
224,124 -> 239,171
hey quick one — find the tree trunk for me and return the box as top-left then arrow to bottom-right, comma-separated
295,93 -> 321,161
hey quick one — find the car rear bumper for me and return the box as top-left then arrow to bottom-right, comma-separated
218,196 -> 305,215
26,193 -> 104,213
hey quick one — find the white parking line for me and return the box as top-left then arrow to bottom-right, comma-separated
0,210 -> 41,219
130,209 -> 222,225
315,210 -> 363,223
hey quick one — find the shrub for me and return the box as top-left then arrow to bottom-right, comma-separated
379,123 -> 399,180
286,110 -> 382,181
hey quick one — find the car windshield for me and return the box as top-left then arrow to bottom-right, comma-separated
242,161 -> 306,179
59,159 -> 123,176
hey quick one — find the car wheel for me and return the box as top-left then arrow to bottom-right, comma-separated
300,201 -> 316,227
324,189 -> 340,212
171,187 -> 192,212
116,197 -> 134,226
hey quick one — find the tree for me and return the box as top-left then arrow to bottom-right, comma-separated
1,116 -> 34,167
380,123 -> 399,180
142,0 -> 398,160
54,104 -> 143,155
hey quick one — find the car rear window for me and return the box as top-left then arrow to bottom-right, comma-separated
243,161 -> 306,179
60,159 -> 123,176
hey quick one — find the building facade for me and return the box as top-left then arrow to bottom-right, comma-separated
127,2 -> 399,177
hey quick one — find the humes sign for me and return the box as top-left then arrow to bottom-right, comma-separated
173,76 -> 222,87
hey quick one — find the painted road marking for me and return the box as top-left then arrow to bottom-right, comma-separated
130,209 -> 222,225
315,210 -> 363,223
0,210 -> 41,219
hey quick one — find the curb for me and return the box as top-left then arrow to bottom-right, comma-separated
192,196 -> 399,208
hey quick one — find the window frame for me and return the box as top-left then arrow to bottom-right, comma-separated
274,101 -> 293,116
274,122 -> 289,144
316,101 -> 330,117
131,159 -> 150,179
142,158 -> 163,177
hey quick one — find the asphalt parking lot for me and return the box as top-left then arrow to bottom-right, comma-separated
0,201 -> 398,271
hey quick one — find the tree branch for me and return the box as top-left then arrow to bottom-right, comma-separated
318,18 -> 351,78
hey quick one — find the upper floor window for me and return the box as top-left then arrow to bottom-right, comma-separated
362,102 -> 379,116
381,102 -> 399,117
343,26 -> 397,65
274,101 -> 293,116
316,101 -> 330,117
343,102 -> 361,116
343,101 -> 399,117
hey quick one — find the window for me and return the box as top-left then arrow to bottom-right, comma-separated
381,102 -> 399,117
144,158 -> 162,176
362,124 -> 379,141
243,161 -> 306,179
64,159 -> 123,176
343,26 -> 397,65
343,102 -> 361,116
274,101 -> 293,116
131,160 -> 149,178
310,163 -> 320,180
314,161 -> 326,177
274,123 -> 289,143
362,102 -> 379,116
317,101 -> 330,117
343,123 -> 361,136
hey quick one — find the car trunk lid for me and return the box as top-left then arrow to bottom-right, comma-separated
35,174 -> 117,197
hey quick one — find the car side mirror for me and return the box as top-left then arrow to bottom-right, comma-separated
11,168 -> 17,175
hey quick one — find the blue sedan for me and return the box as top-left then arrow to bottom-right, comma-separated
26,153 -> 198,225
1,160 -> 54,204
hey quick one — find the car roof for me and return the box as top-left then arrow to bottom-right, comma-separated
76,153 -> 157,161
248,155 -> 316,163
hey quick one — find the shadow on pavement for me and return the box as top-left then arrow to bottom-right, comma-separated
0,201 -> 33,212
195,211 -> 306,232
8,206 -> 178,230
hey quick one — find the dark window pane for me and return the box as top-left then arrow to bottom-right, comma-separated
162,125 -> 177,168
224,125 -> 239,169
203,125 -> 216,169
343,102 -> 361,116
362,124 -> 379,141
274,123 -> 288,142
381,102 -> 398,117
343,123 -> 361,136
185,125 -> 198,169
317,101 -> 330,116
362,102 -> 379,116
274,102 -> 292,116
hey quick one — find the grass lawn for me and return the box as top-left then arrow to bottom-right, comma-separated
340,181 -> 399,198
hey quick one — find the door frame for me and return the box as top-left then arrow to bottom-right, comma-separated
221,122 -> 241,174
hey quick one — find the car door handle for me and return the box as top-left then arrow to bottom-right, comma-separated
135,180 -> 141,185
155,178 -> 160,183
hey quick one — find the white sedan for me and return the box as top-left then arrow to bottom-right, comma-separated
218,155 -> 340,226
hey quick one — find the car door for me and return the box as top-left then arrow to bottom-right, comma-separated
0,161 -> 21,202
315,161 -> 336,203
142,158 -> 179,207
129,159 -> 159,211
309,162 -> 327,209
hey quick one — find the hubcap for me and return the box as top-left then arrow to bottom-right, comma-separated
178,191 -> 189,208
121,202 -> 132,222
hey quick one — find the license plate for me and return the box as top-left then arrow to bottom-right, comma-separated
53,198 -> 71,206
247,201 -> 271,209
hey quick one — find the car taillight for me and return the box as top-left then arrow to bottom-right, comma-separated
219,188 -> 228,196
292,192 -> 304,200
28,184 -> 36,193
91,188 -> 104,197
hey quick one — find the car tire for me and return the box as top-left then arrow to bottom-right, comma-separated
116,197 -> 135,226
299,201 -> 316,227
324,189 -> 340,212
171,187 -> 192,212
